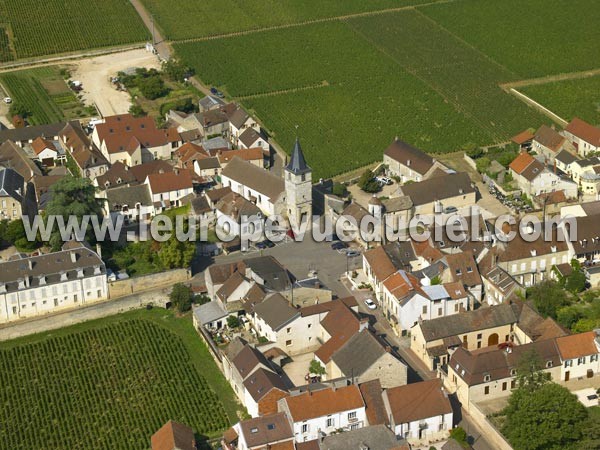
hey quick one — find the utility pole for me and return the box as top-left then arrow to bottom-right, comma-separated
150,14 -> 156,47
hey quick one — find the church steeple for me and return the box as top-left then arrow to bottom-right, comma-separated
285,138 -> 311,175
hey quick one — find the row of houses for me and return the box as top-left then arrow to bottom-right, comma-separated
512,117 -> 600,197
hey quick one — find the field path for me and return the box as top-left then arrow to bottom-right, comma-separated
500,67 -> 600,90
128,0 -> 171,59
235,80 -> 331,100
171,0 -> 459,43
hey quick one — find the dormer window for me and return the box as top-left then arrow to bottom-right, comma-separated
546,361 -> 553,368
510,368 -> 517,376
484,374 -> 491,382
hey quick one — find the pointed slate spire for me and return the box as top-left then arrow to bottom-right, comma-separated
285,137 -> 311,175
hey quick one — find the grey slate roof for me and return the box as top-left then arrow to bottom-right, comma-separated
418,304 -> 519,342
285,138 -> 311,175
252,293 -> 299,332
239,127 -> 264,148
555,149 -> 577,166
221,156 -> 284,201
242,366 -> 288,401
199,95 -> 225,111
399,172 -> 475,206
382,195 -> 412,212
331,329 -> 389,376
0,140 -> 42,181
0,168 -> 24,202
105,184 -> 152,209
319,425 -> 401,450
244,255 -> 292,292
0,244 -> 104,293
193,301 -> 228,326
384,139 -> 434,176
0,122 -> 67,144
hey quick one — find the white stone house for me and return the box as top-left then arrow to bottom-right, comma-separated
145,169 -> 194,212
563,117 -> 600,157
277,385 -> 367,442
383,379 -> 453,443
0,243 -> 108,323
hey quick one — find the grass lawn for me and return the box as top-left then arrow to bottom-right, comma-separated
520,76 -> 600,125
0,308 -> 242,450
0,66 -> 96,125
0,0 -> 149,59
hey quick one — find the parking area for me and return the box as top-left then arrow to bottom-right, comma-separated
486,182 -> 534,215
348,181 -> 399,209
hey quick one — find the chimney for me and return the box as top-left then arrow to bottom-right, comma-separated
28,259 -> 33,270
70,251 -> 77,263
96,243 -> 102,259
385,345 -> 392,353
406,159 -> 411,167
553,159 -> 557,174
314,281 -> 320,289
359,317 -> 369,332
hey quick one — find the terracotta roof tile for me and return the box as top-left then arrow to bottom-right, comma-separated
509,152 -> 535,174
384,379 -> 452,424
151,420 -> 195,450
555,331 -> 599,360
282,385 -> 364,422
565,117 -> 600,146
147,169 -> 193,194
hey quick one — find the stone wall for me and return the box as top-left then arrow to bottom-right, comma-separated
108,268 -> 190,300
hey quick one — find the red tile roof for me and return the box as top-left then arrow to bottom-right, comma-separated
282,385 -> 364,422
384,379 -> 451,424
509,152 -> 535,174
96,114 -> 179,154
151,420 -> 195,450
31,137 -> 55,155
566,117 -> 600,147
314,301 -> 361,363
147,169 -> 193,194
511,129 -> 535,145
555,331 -> 599,360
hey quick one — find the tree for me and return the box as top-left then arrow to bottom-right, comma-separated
526,280 -> 570,319
502,383 -> 588,450
162,59 -> 194,82
556,305 -> 583,329
309,359 -> 326,376
139,75 -> 169,100
227,316 -> 240,329
129,104 -> 146,117
332,182 -> 347,197
448,427 -> 469,448
565,270 -> 586,294
475,156 -> 491,174
515,348 -> 550,390
169,283 -> 193,313
357,169 -> 380,193
45,176 -> 103,250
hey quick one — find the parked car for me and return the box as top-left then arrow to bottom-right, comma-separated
443,206 -> 458,214
3,97 -> 11,104
255,241 -> 268,250
331,241 -> 346,250
346,249 -> 361,257
210,87 -> 224,98
364,298 -> 377,310
376,176 -> 393,185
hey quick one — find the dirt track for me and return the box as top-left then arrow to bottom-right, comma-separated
71,49 -> 161,117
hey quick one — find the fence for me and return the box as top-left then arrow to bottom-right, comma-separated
108,268 -> 190,299
463,153 -> 478,171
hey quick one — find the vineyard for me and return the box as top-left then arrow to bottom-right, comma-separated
0,310 -> 236,450
420,0 -> 600,78
175,13 -> 550,179
520,76 -> 600,125
0,27 -> 12,62
140,0 -> 436,40
0,66 -> 94,125
0,0 -> 149,59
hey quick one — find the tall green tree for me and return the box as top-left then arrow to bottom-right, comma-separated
502,383 -> 588,450
169,283 -> 193,313
526,280 -> 570,319
515,348 -> 550,390
45,176 -> 103,250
